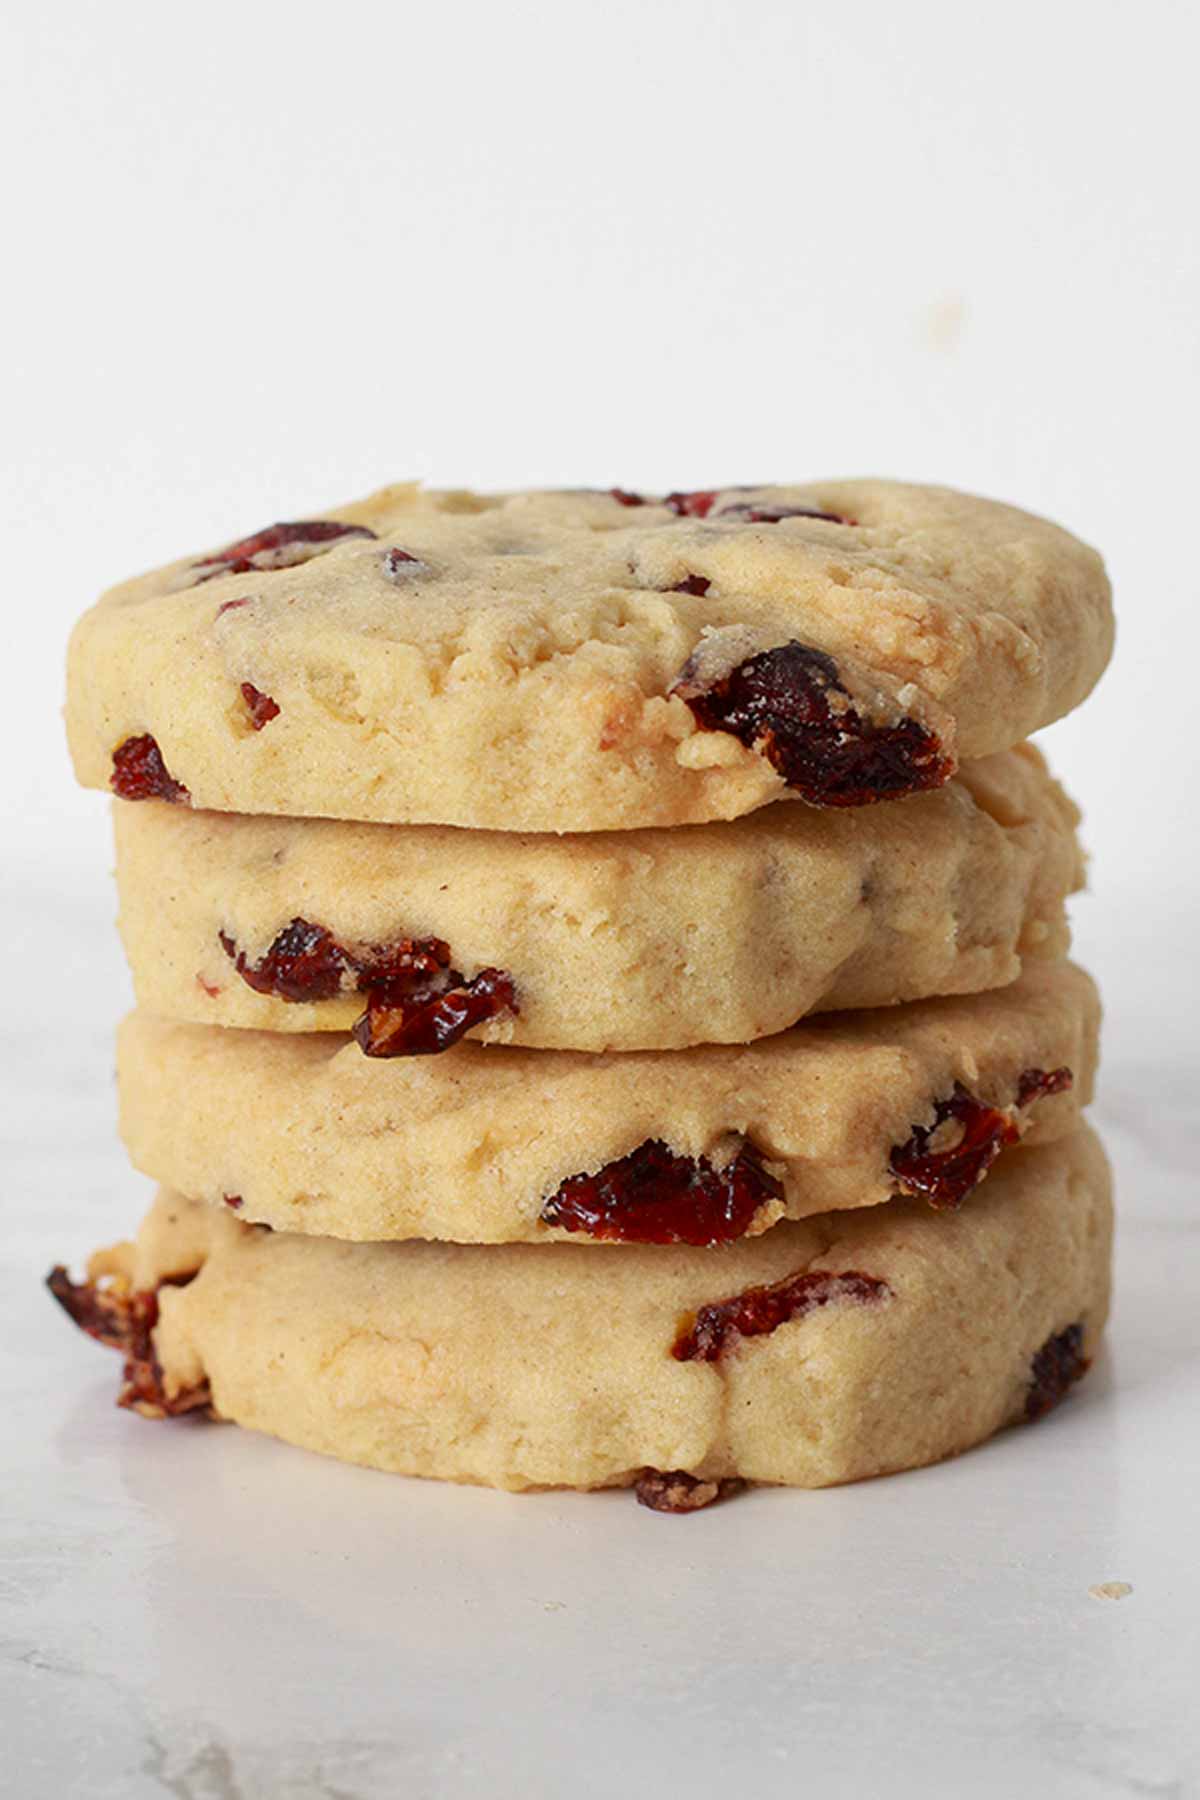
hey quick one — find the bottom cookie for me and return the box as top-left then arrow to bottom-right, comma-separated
48,1130 -> 1111,1505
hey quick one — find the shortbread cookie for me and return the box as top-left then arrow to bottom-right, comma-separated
116,962 -> 1098,1244
46,1131 -> 1113,1499
66,481 -> 1112,832
111,745 -> 1080,1052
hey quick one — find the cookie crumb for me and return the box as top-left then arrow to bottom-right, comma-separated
635,1468 -> 746,1512
920,295 -> 968,352
1088,1581 -> 1132,1601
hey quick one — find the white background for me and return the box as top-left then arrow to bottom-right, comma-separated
3,4 -> 1198,1797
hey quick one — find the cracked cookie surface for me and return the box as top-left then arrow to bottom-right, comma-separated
112,744 -> 1080,1051
116,962 -> 1098,1244
66,480 -> 1112,831
51,1131 -> 1111,1495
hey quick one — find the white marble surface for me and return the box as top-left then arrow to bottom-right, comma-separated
4,859 -> 1198,1800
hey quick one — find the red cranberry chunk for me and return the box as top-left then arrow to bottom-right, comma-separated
889,1084 -> 1020,1210
635,1470 -> 747,1513
45,1266 -> 210,1418
672,641 -> 952,807
669,574 -> 711,596
216,597 -> 251,616
717,503 -> 855,526
240,682 -> 280,729
353,966 -> 517,1058
609,488 -> 648,507
664,490 -> 719,518
46,1263 -> 157,1357
1016,1065 -> 1074,1109
1026,1322 -> 1088,1420
110,735 -> 190,805
220,918 -> 518,1053
220,918 -> 350,1003
382,547 -> 428,579
191,519 -> 375,585
890,1066 -> 1073,1211
348,933 -> 459,1054
540,1139 -> 782,1246
358,937 -> 454,994
673,1269 -> 890,1362
223,1194 -> 244,1211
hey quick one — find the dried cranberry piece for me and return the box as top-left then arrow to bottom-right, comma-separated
240,682 -> 280,729
717,503 -> 855,526
1026,1322 -> 1088,1420
540,1139 -> 782,1246
223,1194 -> 243,1210
110,735 -> 190,805
46,1266 -> 211,1419
47,1265 -> 154,1356
669,574 -> 711,596
664,490 -> 719,518
353,965 -> 517,1058
359,937 -> 454,992
673,1269 -> 890,1362
890,1066 -> 1074,1211
671,640 -> 952,806
216,597 -> 251,616
190,519 -> 375,585
219,919 -> 349,1003
1016,1065 -> 1074,1109
889,1084 -> 1020,1210
609,488 -> 648,507
219,919 -> 518,1054
382,546 -> 428,579
635,1470 -> 747,1513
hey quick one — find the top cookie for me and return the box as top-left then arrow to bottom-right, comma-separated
66,481 -> 1112,832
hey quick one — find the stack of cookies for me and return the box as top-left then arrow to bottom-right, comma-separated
52,480 -> 1114,1511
